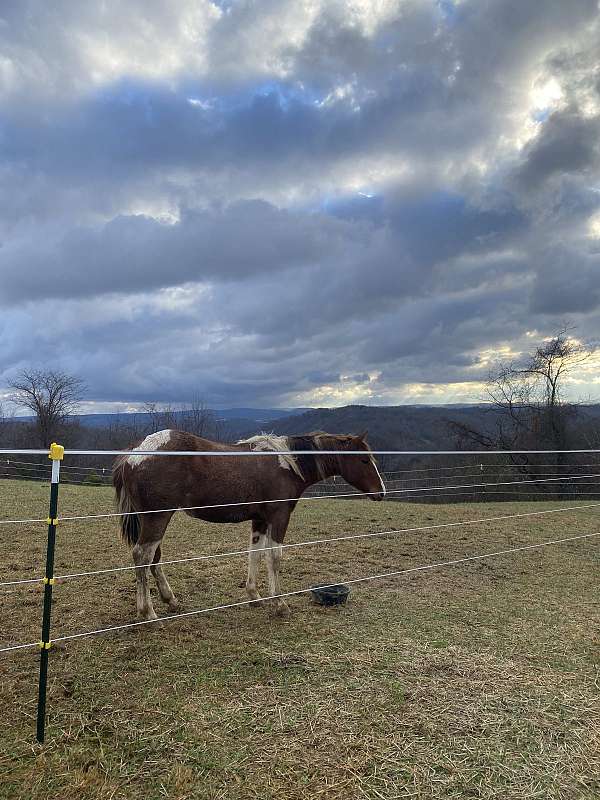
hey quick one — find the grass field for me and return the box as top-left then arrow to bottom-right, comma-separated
1,478 -> 599,800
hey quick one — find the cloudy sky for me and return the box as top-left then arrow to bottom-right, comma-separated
1,0 -> 600,412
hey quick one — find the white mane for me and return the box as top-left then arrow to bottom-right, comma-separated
237,433 -> 304,479
127,429 -> 173,467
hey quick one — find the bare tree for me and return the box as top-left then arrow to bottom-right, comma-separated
448,328 -> 592,495
8,369 -> 86,447
142,402 -> 178,434
212,417 -> 231,442
142,397 -> 223,439
180,395 -> 216,438
488,329 -> 588,452
451,328 -> 589,444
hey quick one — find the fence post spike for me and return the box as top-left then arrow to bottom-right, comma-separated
36,442 -> 63,743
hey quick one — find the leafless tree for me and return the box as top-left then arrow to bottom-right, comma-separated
180,395 -> 216,438
212,415 -> 231,442
0,402 -> 9,449
448,328 -> 593,494
142,402 -> 178,434
143,395 -> 227,440
8,369 -> 86,447
488,329 -> 588,449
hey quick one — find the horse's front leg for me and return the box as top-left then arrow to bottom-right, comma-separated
246,520 -> 267,602
265,517 -> 291,617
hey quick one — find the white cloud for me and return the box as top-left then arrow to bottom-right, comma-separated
0,1 -> 221,101
1,0 -> 600,407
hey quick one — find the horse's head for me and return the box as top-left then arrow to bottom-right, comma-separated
336,431 -> 386,501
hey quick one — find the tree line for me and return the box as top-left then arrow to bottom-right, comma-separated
0,373 -> 229,466
1,328 -> 598,500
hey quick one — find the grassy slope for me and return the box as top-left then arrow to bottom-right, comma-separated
0,479 -> 599,800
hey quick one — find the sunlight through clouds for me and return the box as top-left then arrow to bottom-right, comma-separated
0,0 -> 599,407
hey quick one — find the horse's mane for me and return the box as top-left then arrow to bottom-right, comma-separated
236,433 -> 304,478
288,431 -> 351,482
237,431 -> 352,482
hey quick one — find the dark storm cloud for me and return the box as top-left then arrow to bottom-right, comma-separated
1,0 -> 600,407
383,191 -> 527,266
285,0 -> 596,95
0,0 -> 593,233
10,3 -> 595,211
0,200 -> 363,303
515,108 -> 600,189
529,245 -> 600,315
0,75 -> 484,197
0,1 -> 595,201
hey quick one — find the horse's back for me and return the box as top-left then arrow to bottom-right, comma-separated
154,430 -> 241,454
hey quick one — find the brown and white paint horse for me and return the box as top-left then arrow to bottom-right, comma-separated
113,430 -> 386,621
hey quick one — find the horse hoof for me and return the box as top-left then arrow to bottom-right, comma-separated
166,599 -> 180,613
274,601 -> 292,618
137,610 -> 158,624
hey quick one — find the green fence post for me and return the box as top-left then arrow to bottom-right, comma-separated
36,442 -> 64,744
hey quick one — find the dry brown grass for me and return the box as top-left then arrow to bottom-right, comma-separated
1,478 -> 599,799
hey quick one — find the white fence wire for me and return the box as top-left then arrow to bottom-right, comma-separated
1,446 -> 599,658
2,525 -> 599,654
2,448 -> 600,457
0,471 -> 598,527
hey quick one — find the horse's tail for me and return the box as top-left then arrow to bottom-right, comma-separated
112,458 -> 140,547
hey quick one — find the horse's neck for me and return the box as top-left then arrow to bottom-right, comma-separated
287,435 -> 341,488
300,452 -> 339,488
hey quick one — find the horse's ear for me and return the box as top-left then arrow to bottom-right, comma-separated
357,430 -> 368,442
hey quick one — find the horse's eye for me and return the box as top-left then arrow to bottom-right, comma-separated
361,458 -> 370,464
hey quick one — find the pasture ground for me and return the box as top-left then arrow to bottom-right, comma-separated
0,478 -> 599,800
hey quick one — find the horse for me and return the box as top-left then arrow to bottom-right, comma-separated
112,429 -> 386,621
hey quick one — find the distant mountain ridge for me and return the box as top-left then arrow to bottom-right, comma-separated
18,401 -> 598,441
242,403 -> 600,454
251,405 -> 490,450
5,404 -> 600,470
10,404 -> 600,460
14,407 -> 309,429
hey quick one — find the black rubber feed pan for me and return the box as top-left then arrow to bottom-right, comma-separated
310,584 -> 350,606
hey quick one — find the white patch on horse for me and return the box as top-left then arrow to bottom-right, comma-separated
237,433 -> 304,479
128,429 -> 173,466
371,456 -> 386,496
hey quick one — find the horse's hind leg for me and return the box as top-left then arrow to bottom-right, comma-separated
133,512 -> 172,622
150,545 -> 179,612
265,520 -> 291,617
246,520 -> 266,602
133,539 -> 159,622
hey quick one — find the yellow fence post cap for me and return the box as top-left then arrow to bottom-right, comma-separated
48,443 -> 65,461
